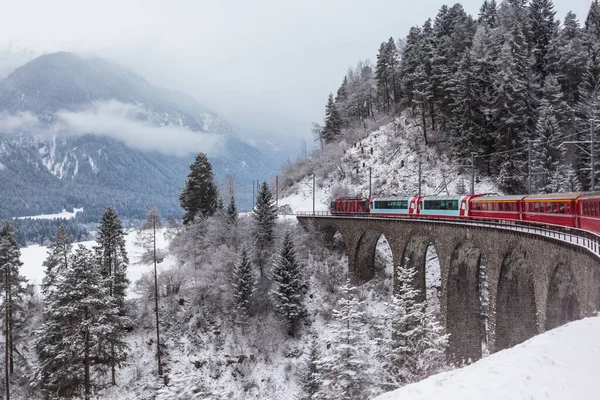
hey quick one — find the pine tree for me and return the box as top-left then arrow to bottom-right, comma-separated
226,195 -> 238,226
270,232 -> 306,336
298,337 -> 324,400
179,153 -> 220,225
0,221 -> 27,390
35,245 -> 122,400
532,99 -> 564,193
95,206 -> 129,385
585,0 -> 600,41
548,12 -> 587,106
41,225 -> 72,297
528,0 -> 558,85
491,12 -> 531,193
321,94 -> 343,144
320,281 -> 370,400
252,182 -> 277,278
377,264 -> 448,385
232,247 -> 255,326
574,43 -> 600,189
479,0 -> 498,28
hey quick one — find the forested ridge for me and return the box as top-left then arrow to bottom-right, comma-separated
314,0 -> 600,194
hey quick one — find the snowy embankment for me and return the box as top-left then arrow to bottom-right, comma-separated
20,228 -> 174,296
278,118 -> 499,214
374,316 -> 600,400
15,207 -> 84,220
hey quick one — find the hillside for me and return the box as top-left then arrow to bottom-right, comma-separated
374,316 -> 600,400
279,115 -> 499,213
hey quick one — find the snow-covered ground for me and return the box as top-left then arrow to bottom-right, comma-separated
20,228 -> 175,296
374,316 -> 600,400
15,207 -> 84,220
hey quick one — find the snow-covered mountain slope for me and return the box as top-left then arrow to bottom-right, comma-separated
0,52 -> 278,220
279,117 -> 499,213
374,316 -> 600,400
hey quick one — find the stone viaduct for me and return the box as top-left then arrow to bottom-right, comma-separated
297,215 -> 600,361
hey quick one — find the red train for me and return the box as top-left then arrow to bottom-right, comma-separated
330,192 -> 600,236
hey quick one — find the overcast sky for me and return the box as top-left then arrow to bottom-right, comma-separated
0,0 -> 593,152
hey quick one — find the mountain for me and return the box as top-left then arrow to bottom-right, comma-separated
0,52 -> 278,221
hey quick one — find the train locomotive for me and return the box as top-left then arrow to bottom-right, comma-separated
329,192 -> 600,236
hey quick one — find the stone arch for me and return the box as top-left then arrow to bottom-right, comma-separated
446,240 -> 487,362
495,247 -> 537,352
545,263 -> 580,330
399,235 -> 434,303
354,230 -> 384,283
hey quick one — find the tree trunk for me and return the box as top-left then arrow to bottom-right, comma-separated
84,328 -> 90,400
154,220 -> 163,377
4,268 -> 9,400
421,107 -> 428,145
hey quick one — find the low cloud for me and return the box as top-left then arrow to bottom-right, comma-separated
57,101 -> 224,157
0,101 -> 224,157
0,111 -> 41,134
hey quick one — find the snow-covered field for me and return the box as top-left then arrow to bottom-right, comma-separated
15,207 -> 84,220
374,316 -> 600,400
20,228 -> 175,295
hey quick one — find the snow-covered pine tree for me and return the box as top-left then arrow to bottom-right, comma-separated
491,9 -> 531,193
232,247 -> 255,328
41,224 -> 72,297
226,195 -> 238,226
252,181 -> 277,278
377,264 -> 448,386
321,94 -> 343,144
36,245 -> 123,400
270,231 -> 306,336
479,0 -> 498,28
0,221 -> 28,383
532,99 -> 564,193
179,152 -> 220,225
574,42 -> 600,190
95,206 -> 130,385
298,336 -> 324,400
136,206 -> 164,377
320,281 -> 370,400
548,12 -> 587,106
528,0 -> 558,86
585,0 -> 600,41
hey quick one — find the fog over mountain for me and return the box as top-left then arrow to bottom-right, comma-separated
0,52 -> 278,220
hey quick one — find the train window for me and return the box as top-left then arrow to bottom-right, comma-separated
553,203 -> 558,213
559,203 -> 565,213
566,203 -> 570,214
533,203 -> 538,212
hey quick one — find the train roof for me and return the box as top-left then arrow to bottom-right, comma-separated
523,192 -> 584,201
576,191 -> 600,200
472,195 -> 527,202
421,195 -> 464,200
372,197 -> 413,201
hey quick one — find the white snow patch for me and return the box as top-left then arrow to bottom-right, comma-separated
374,316 -> 600,400
16,207 -> 83,220
0,161 -> 5,170
20,228 -> 174,298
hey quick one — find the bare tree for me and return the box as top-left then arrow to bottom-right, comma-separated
136,207 -> 164,377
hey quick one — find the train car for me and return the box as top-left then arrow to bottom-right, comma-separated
521,192 -> 581,228
330,198 -> 371,215
576,192 -> 600,234
469,195 -> 526,221
418,195 -> 477,218
370,197 -> 412,217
